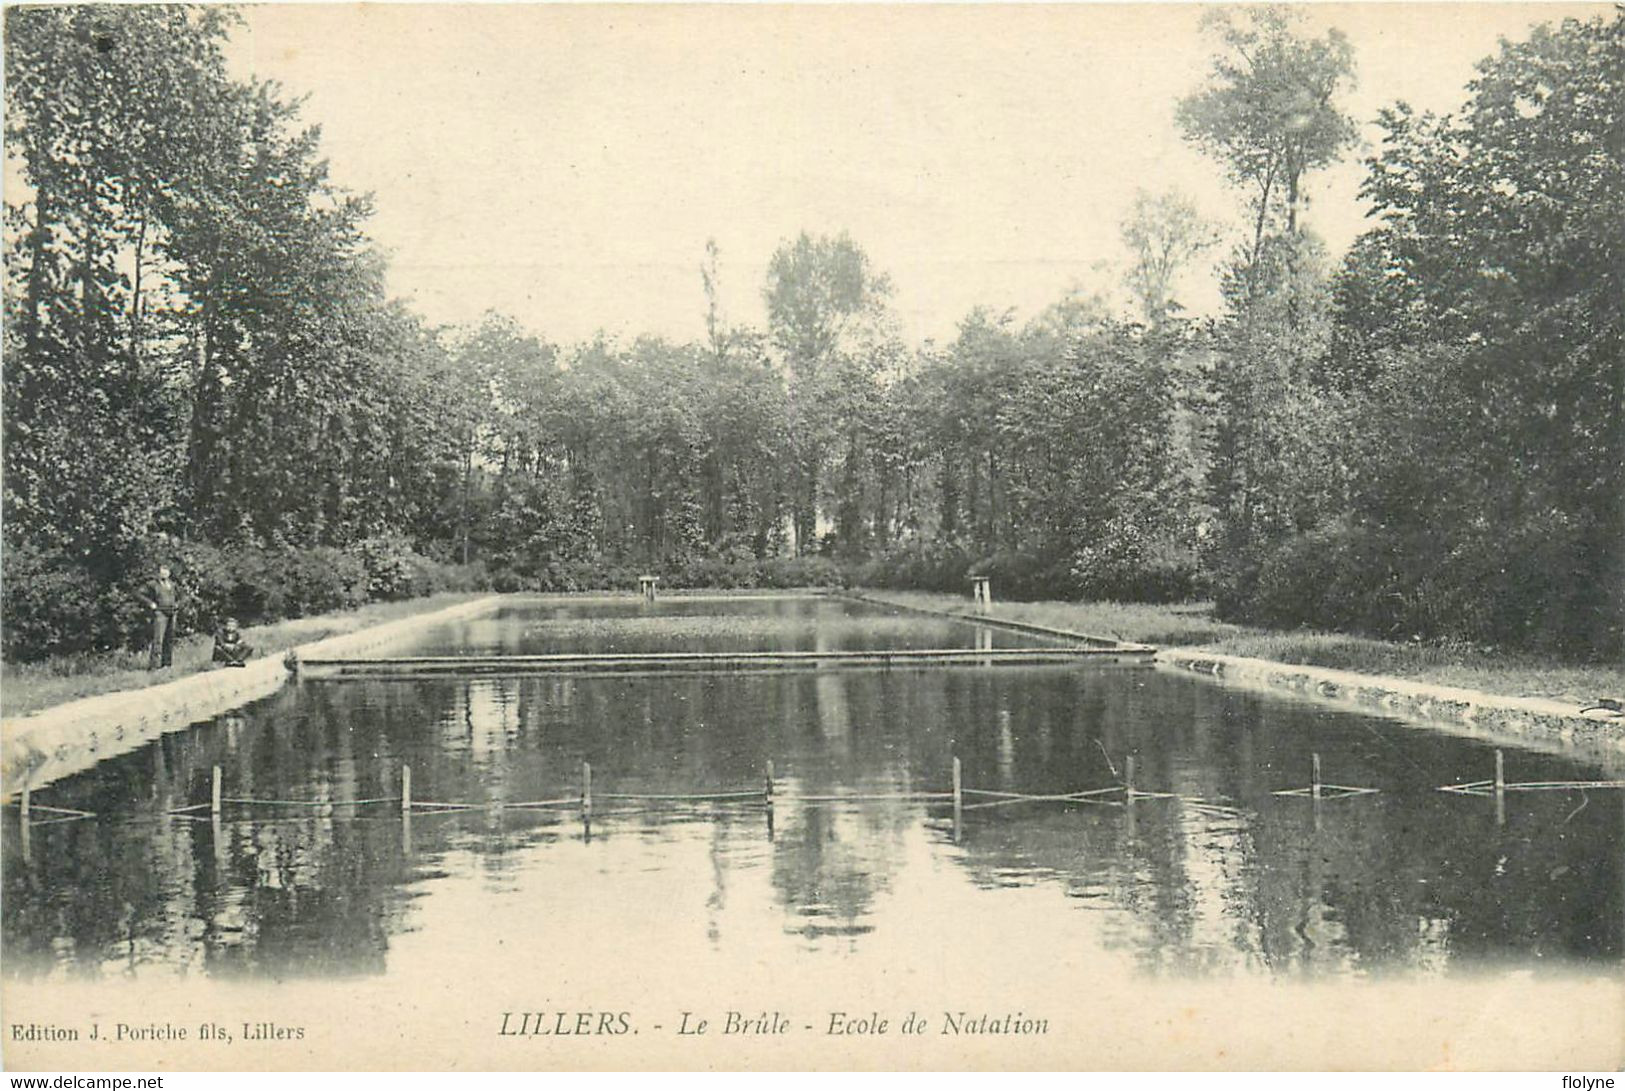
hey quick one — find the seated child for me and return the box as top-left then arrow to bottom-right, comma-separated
212,617 -> 254,667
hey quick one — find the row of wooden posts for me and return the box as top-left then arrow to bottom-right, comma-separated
175,750 -> 1313,823
398,754 -> 1158,821
17,746 -> 1619,831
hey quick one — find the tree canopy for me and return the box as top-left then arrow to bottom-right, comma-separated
1177,6 -> 1357,251
4,7 -> 1618,663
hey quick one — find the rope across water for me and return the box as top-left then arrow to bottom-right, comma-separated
11,748 -> 1616,830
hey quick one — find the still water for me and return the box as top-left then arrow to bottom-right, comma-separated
4,596 -> 1620,984
381,594 -> 1059,655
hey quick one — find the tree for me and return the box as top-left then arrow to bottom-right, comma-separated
762,232 -> 893,552
1208,248 -> 1338,562
1120,189 -> 1218,327
1329,12 -> 1624,655
1175,7 -> 1359,616
4,6 -> 239,573
700,237 -> 727,360
994,323 -> 1197,599
165,79 -> 389,546
764,232 -> 892,365
4,7 -> 478,654
1177,6 -> 1357,259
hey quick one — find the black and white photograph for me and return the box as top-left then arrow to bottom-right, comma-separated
1,1 -> 1621,1073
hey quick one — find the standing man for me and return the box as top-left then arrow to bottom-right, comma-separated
144,564 -> 178,670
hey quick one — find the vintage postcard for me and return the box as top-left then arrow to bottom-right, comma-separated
3,1 -> 1621,1073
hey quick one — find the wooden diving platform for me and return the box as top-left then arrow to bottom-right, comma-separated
296,645 -> 1151,678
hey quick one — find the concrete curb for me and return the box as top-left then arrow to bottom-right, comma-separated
1156,648 -> 1625,769
1,595 -> 502,796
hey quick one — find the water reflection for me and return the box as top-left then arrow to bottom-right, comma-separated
390,595 -> 1058,656
4,604 -> 1622,986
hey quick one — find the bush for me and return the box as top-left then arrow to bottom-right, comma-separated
351,536 -> 491,601
352,535 -> 430,601
758,555 -> 845,589
4,530 -> 498,664
171,539 -> 246,631
1432,517 -> 1606,658
974,550 -> 1063,600
856,536 -> 1196,604
489,566 -> 527,593
1,542 -> 110,659
1248,523 -> 1364,631
856,541 -> 975,592
420,555 -> 490,594
280,547 -> 370,617
1244,516 -> 1612,660
479,552 -> 845,593
667,544 -> 762,589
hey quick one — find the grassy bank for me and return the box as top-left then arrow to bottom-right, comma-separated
1,592 -> 487,719
852,588 -> 1625,708
850,589 -> 1255,646
1199,631 -> 1625,707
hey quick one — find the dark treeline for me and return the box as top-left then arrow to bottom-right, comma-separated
4,6 -> 1620,662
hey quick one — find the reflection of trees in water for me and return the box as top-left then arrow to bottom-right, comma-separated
412,598 -> 1018,657
7,663 -> 1619,981
765,671 -> 950,945
769,804 -> 902,943
5,816 -> 200,978
940,669 -> 1259,974
2,681 -> 461,980
947,676 -> 1624,976
2,792 -> 412,980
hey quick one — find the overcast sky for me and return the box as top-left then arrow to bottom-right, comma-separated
227,3 -> 1604,347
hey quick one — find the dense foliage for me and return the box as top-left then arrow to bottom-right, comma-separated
1265,12 -> 1622,657
4,6 -> 1618,663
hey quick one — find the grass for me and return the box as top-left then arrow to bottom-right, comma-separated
849,589 -> 1255,646
1,592 -> 487,720
850,587 -> 1625,708
1203,631 -> 1625,707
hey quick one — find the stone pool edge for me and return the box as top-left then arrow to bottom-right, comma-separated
1,595 -> 504,797
837,588 -> 1625,764
1156,647 -> 1625,764
835,589 -> 1157,653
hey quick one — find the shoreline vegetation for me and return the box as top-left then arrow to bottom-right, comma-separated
846,590 -> 1625,710
0,592 -> 486,720
5,585 -> 1619,724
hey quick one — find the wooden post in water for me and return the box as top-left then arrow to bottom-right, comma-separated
952,755 -> 963,842
19,786 -> 32,862
582,761 -> 593,817
970,576 -> 992,615
765,760 -> 776,838
1124,755 -> 1136,802
1493,749 -> 1506,827
209,764 -> 226,868
1311,753 -> 1323,801
401,764 -> 413,848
